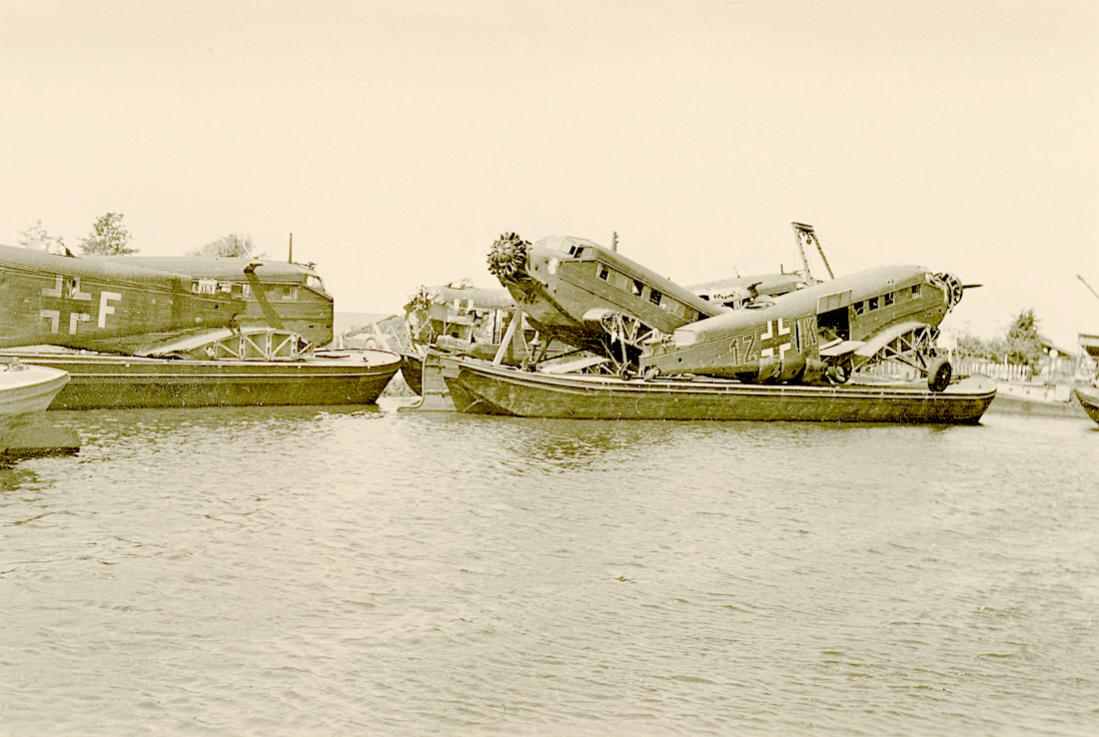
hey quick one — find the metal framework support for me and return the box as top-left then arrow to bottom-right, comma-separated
493,309 -> 522,365
791,222 -> 835,282
857,325 -> 939,375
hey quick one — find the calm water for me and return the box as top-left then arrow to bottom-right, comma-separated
1,403 -> 1097,737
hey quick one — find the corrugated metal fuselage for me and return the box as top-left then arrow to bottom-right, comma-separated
91,256 -> 335,348
641,265 -> 953,379
0,245 -> 244,352
501,240 -> 723,350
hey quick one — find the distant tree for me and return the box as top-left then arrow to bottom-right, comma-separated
17,220 -> 68,253
1003,308 -> 1045,375
79,212 -> 137,255
954,331 -> 1003,362
187,232 -> 260,258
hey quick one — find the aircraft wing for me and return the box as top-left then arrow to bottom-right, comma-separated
819,339 -> 866,358
854,321 -> 931,358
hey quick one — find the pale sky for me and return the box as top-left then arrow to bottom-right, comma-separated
2,0 -> 1097,348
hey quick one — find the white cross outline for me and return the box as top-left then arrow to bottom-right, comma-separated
41,275 -> 62,298
69,312 -> 92,334
39,309 -> 60,333
38,274 -> 124,333
760,318 -> 793,358
69,277 -> 92,301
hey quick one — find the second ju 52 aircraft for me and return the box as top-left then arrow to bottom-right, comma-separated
485,224 -> 974,392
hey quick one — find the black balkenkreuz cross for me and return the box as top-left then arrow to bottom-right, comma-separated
759,318 -> 793,358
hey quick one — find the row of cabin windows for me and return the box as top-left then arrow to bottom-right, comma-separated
193,279 -> 253,298
852,283 -> 922,316
596,263 -> 672,313
191,279 -> 299,301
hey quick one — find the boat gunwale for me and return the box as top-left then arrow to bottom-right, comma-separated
454,358 -> 998,402
0,365 -> 70,397
1,350 -> 401,370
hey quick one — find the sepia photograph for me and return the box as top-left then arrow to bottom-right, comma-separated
2,1 -> 1097,735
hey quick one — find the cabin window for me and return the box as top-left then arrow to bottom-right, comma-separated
192,279 -> 218,295
853,301 -> 865,316
911,284 -> 921,297
597,264 -> 610,281
649,289 -> 663,306
280,286 -> 300,300
884,291 -> 895,306
868,296 -> 879,311
632,279 -> 644,298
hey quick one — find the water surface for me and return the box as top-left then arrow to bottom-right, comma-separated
2,405 -> 1097,736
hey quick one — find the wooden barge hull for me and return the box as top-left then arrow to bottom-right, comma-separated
9,351 -> 399,410
399,353 -> 424,397
1075,387 -> 1099,425
443,359 -> 997,423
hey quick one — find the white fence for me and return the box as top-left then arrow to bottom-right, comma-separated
859,356 -> 1064,384
949,358 -> 1032,383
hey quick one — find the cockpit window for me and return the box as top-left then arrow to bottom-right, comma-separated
632,279 -> 644,297
306,274 -> 324,291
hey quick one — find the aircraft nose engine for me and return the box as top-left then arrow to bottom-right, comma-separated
932,272 -> 966,311
487,232 -> 532,283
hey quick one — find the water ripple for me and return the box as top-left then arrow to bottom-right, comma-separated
0,408 -> 1096,735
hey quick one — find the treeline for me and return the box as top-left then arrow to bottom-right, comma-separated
953,309 -> 1047,374
17,213 -> 258,258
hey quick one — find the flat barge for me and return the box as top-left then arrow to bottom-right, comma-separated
443,358 -> 997,423
6,350 -> 400,410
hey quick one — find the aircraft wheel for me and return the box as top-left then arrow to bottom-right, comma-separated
927,356 -> 952,393
826,357 -> 852,385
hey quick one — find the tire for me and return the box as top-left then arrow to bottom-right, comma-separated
927,357 -> 952,393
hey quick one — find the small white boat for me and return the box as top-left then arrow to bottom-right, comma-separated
0,361 -> 69,454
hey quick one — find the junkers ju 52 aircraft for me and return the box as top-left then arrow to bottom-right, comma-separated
486,232 -> 805,371
1,243 -> 335,358
485,224 -> 973,391
640,263 -> 970,391
0,243 -> 245,353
